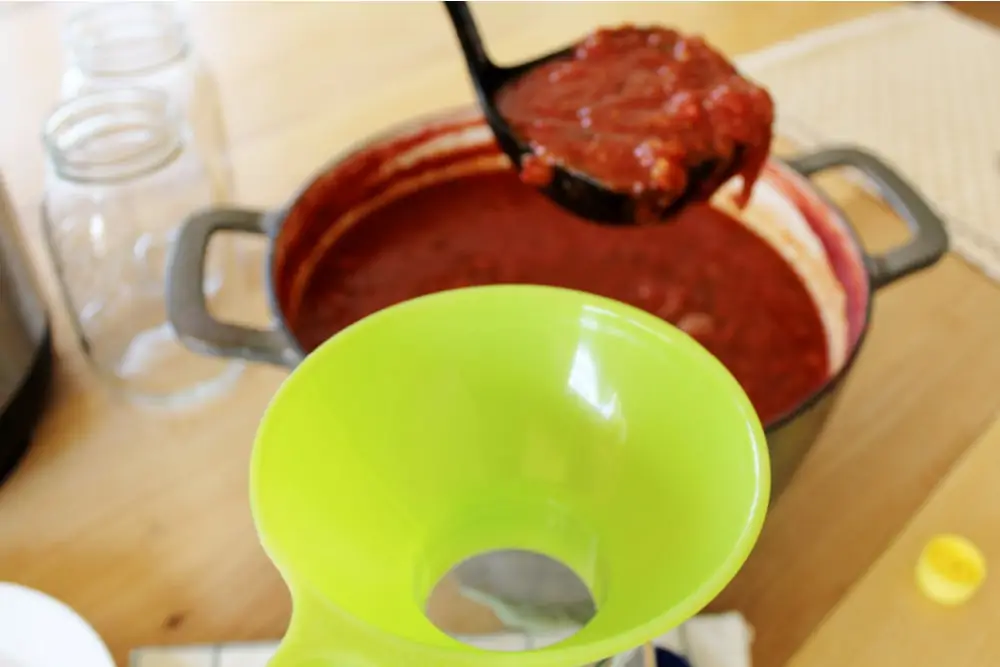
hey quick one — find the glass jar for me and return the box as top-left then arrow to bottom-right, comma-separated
41,87 -> 244,407
60,2 -> 233,205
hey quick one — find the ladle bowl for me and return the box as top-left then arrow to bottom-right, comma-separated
444,2 -> 755,225
251,285 -> 769,667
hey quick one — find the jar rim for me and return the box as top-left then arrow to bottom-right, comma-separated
43,87 -> 184,184
63,2 -> 190,77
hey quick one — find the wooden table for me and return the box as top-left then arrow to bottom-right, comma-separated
1,3 -> 999,666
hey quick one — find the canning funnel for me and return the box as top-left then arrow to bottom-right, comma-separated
251,285 -> 769,667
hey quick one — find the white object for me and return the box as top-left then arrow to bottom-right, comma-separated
737,4 -> 1000,283
654,612 -> 754,667
0,582 -> 114,667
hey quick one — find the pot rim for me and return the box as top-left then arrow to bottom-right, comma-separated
759,179 -> 875,432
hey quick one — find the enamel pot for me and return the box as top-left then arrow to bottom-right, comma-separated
166,107 -> 947,497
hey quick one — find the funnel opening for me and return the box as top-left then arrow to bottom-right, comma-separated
426,548 -> 597,650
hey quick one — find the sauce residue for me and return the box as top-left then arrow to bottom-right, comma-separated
290,170 -> 827,424
496,25 -> 774,215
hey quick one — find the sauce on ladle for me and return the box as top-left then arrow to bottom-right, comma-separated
444,3 -> 775,224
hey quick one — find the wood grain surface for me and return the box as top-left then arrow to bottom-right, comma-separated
788,416 -> 1000,667
0,3 -> 997,667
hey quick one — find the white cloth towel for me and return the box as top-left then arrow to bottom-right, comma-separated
652,612 -> 754,667
736,4 -> 1000,283
130,612 -> 754,667
453,612 -> 753,667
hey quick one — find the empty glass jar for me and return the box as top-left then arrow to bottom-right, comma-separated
60,2 -> 233,204
41,87 -> 244,407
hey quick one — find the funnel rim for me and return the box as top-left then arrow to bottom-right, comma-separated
250,284 -> 770,666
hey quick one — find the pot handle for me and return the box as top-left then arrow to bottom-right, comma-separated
785,147 -> 949,289
166,207 -> 297,367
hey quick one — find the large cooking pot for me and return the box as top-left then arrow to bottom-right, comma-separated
166,107 -> 947,496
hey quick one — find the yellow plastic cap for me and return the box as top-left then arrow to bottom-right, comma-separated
915,534 -> 986,606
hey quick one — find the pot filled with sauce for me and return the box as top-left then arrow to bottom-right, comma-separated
167,106 -> 947,496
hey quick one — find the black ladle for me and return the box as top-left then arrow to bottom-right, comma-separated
443,1 -> 732,226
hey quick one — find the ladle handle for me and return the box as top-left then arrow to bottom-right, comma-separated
443,1 -> 503,93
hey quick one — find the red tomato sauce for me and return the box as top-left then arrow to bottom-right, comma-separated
496,26 -> 774,214
290,171 -> 828,424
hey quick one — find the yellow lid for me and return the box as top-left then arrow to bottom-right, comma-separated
915,534 -> 986,606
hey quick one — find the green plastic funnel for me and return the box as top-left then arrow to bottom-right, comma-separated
251,285 -> 769,667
